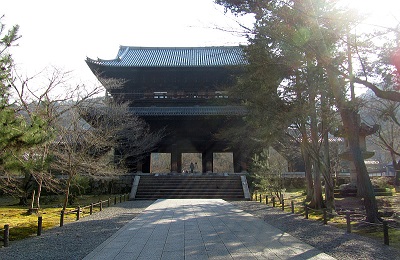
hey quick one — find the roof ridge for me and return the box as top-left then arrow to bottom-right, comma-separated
119,45 -> 242,50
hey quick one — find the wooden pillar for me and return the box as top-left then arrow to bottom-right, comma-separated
202,151 -> 213,173
142,155 -> 151,173
171,144 -> 178,173
206,152 -> 213,173
233,151 -> 242,173
136,161 -> 143,173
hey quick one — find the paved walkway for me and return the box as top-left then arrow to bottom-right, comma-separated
83,199 -> 334,260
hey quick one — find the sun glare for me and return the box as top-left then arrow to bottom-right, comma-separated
342,0 -> 400,27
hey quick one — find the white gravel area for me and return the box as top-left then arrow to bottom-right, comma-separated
230,200 -> 400,260
1,199 -> 399,260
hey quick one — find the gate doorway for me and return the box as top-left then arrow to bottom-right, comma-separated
181,153 -> 202,173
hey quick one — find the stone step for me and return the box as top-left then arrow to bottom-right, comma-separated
134,175 -> 245,200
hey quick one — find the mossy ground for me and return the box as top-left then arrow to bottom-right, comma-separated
0,194 -> 117,241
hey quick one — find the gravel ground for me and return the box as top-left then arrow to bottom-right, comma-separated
0,200 -> 154,260
230,200 -> 400,260
1,200 -> 399,260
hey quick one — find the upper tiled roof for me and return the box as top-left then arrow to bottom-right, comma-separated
86,46 -> 247,67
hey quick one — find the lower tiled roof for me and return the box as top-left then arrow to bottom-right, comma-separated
128,106 -> 247,116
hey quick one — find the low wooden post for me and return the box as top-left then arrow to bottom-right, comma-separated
108,198 -> 111,207
280,194 -> 283,204
281,199 -> 285,211
100,200 -> 103,211
291,201 -> 294,214
383,221 -> 389,245
305,205 -> 309,219
114,196 -> 117,205
90,203 -> 93,215
259,194 -> 262,203
272,197 -> 275,207
76,206 -> 81,221
265,195 -> 268,205
37,216 -> 42,236
60,210 -> 64,227
323,209 -> 327,225
346,212 -> 351,233
3,224 -> 9,247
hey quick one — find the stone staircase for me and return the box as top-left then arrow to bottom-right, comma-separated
133,175 -> 246,200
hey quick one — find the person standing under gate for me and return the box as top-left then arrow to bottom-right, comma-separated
190,162 -> 194,173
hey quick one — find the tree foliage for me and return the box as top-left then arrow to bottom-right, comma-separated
217,0 -> 400,222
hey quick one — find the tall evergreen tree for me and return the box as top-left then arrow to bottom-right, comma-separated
217,0 -> 399,222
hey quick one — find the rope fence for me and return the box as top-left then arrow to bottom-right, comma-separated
1,193 -> 129,247
251,192 -> 399,246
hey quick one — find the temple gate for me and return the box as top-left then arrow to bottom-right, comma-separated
86,46 -> 248,174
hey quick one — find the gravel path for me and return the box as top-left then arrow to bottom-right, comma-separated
230,201 -> 400,260
1,200 -> 399,259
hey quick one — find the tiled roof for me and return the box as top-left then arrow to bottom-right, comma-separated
86,46 -> 247,67
128,106 -> 247,116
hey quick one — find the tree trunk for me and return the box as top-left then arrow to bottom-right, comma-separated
296,74 -> 314,202
303,148 -> 314,202
321,92 -> 335,210
390,153 -> 400,186
322,133 -> 335,210
35,179 -> 43,209
309,86 -> 324,209
63,175 -> 73,211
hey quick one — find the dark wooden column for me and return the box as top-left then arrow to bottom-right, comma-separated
202,151 -> 213,173
136,161 -> 143,173
142,155 -> 151,173
171,144 -> 178,173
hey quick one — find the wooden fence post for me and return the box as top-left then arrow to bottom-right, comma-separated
272,197 -> 275,207
305,205 -> 309,219
108,198 -> 111,207
3,224 -> 9,247
259,194 -> 262,203
323,209 -> 327,225
90,203 -> 93,215
37,216 -> 42,236
265,195 -> 268,205
383,221 -> 389,245
76,206 -> 81,221
346,212 -> 351,233
291,201 -> 294,214
281,199 -> 285,211
60,210 -> 64,227
114,196 -> 117,205
100,200 -> 103,211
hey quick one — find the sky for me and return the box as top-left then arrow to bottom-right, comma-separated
2,0 -> 253,89
2,0 -> 400,92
